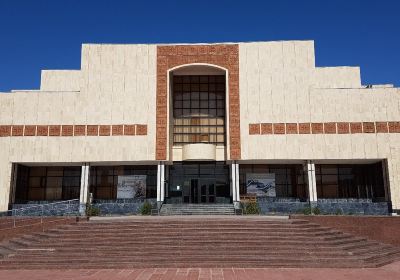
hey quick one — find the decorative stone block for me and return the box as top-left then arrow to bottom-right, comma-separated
74,125 -> 86,136
36,125 -> 48,136
0,125 -> 12,137
388,122 -> 400,133
124,125 -> 135,135
24,125 -> 36,136
337,122 -> 350,134
112,125 -> 124,136
11,125 -> 24,136
350,122 -> 362,134
298,123 -> 311,134
99,125 -> 111,136
249,124 -> 260,135
136,124 -> 148,135
362,122 -> 375,133
324,122 -> 336,134
375,122 -> 389,133
261,123 -> 273,134
273,123 -> 285,134
49,125 -> 61,136
286,123 -> 298,134
87,125 -> 99,136
61,125 -> 73,136
311,123 -> 323,134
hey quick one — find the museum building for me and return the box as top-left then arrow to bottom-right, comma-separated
0,41 -> 399,215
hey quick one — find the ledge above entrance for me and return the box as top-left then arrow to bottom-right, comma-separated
172,143 -> 224,161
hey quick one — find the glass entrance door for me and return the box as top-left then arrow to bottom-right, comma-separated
191,179 -> 215,203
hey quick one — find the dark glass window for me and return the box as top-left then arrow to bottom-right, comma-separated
15,165 -> 81,203
316,163 -> 385,200
173,75 -> 226,145
89,165 -> 157,200
238,164 -> 307,199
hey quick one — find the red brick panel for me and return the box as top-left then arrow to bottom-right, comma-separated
388,122 -> 400,133
156,44 -> 240,160
87,125 -> 99,136
249,124 -> 260,135
0,125 -> 11,137
11,125 -> 24,136
260,123 -> 273,134
273,123 -> 285,134
298,123 -> 311,134
61,125 -> 73,136
350,122 -> 362,134
324,122 -> 336,134
362,122 -> 375,133
99,125 -> 111,136
337,122 -> 350,134
74,125 -> 86,136
136,124 -> 148,136
375,122 -> 389,133
124,125 -> 135,136
49,125 -> 61,136
311,123 -> 323,134
112,125 -> 124,136
36,126 -> 49,136
286,123 -> 298,134
24,125 -> 36,136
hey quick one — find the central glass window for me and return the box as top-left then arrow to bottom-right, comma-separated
172,75 -> 226,145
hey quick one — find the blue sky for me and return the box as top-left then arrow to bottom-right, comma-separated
0,0 -> 399,91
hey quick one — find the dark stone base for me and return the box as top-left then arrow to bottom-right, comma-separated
256,197 -> 390,215
92,199 -> 157,215
316,199 -> 389,215
257,197 -> 309,214
11,201 -> 80,216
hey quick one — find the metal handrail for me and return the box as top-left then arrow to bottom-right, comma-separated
0,199 -> 80,230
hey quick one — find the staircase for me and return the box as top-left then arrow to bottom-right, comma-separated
1,216 -> 400,269
159,203 -> 235,215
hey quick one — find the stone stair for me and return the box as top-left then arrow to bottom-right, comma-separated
159,203 -> 235,215
0,216 -> 400,269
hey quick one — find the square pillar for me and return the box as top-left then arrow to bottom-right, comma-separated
79,163 -> 90,215
306,161 -> 317,206
231,162 -> 240,203
157,162 -> 165,204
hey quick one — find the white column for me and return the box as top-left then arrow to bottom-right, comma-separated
231,163 -> 237,202
306,161 -> 317,204
160,162 -> 165,202
157,162 -> 165,203
235,163 -> 240,202
79,163 -> 90,215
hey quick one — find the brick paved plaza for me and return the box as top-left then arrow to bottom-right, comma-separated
1,262 -> 400,280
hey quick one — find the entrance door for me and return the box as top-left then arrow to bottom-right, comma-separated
195,179 -> 216,203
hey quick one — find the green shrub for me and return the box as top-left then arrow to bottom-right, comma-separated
242,201 -> 260,215
335,209 -> 343,215
301,206 -> 321,215
86,204 -> 100,216
302,206 -> 312,215
140,201 -> 152,215
313,207 -> 321,215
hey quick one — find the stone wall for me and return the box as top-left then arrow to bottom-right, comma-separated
256,197 -> 390,215
92,199 -> 157,215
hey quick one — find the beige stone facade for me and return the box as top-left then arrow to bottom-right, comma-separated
0,40 -> 399,213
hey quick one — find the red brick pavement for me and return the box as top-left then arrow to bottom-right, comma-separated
1,262 -> 400,280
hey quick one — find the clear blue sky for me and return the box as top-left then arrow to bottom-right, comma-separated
0,0 -> 399,91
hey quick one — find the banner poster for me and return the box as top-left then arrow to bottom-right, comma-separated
246,173 -> 276,197
117,175 -> 147,199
